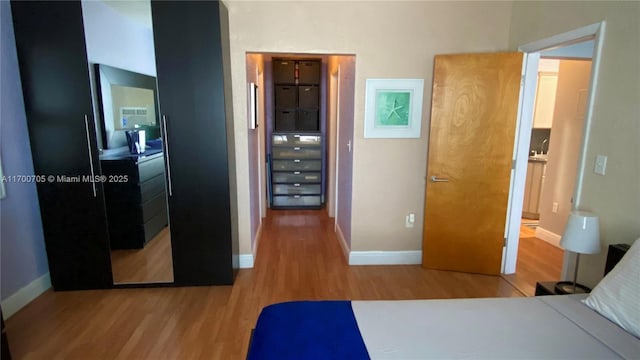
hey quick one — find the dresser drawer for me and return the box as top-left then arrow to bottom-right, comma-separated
272,159 -> 321,171
272,146 -> 321,159
273,183 -> 321,195
138,155 -> 165,183
272,172 -> 321,184
273,195 -> 322,207
142,192 -> 167,222
140,174 -> 166,203
272,134 -> 321,146
143,204 -> 168,243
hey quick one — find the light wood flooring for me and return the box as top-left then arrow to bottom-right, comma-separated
110,227 -> 174,284
502,222 -> 564,296
6,210 -> 523,359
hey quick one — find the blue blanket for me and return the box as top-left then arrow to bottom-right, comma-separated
247,301 -> 370,360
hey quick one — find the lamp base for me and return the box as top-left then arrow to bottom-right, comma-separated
554,281 -> 591,295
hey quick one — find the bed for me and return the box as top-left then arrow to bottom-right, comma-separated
247,240 -> 640,359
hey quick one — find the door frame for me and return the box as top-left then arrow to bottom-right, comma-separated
503,21 -> 606,275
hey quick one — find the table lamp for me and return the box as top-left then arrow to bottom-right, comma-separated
554,210 -> 600,294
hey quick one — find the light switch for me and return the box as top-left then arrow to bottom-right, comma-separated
594,155 -> 607,175
405,213 -> 415,228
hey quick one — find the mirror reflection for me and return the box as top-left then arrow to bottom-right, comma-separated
84,0 -> 173,284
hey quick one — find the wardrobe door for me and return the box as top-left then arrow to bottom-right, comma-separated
11,1 -> 112,290
151,0 -> 236,285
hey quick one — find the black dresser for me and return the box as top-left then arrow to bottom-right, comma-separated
100,148 -> 167,249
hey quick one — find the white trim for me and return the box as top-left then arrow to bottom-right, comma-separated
239,254 -> 254,269
1,273 -> 51,319
518,23 -> 601,53
504,52 -> 539,274
334,65 -> 341,231
349,251 -> 422,265
335,223 -> 350,262
505,21 -> 605,277
241,212 -> 264,270
535,227 -> 563,248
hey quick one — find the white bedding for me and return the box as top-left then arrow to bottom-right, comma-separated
352,295 -> 640,359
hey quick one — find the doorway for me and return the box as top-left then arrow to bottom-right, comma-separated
244,53 -> 356,263
503,23 -> 604,289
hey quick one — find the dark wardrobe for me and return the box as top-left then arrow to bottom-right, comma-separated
11,0 -> 238,290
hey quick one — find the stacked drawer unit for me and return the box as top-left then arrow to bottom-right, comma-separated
101,151 -> 168,249
271,133 -> 322,208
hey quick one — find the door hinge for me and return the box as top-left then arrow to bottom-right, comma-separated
504,237 -> 508,247
512,159 -> 516,170
521,75 -> 525,87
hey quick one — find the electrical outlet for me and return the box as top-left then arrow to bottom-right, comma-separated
594,155 -> 607,175
552,202 -> 559,213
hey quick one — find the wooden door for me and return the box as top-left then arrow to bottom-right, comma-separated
12,1 -> 113,290
422,53 -> 523,275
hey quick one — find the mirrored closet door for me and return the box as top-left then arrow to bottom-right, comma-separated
83,0 -> 173,284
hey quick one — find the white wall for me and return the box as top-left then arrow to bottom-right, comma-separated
224,0 -> 514,255
538,60 -> 592,237
245,53 -> 264,254
509,1 -> 640,287
82,1 -> 156,76
0,1 -> 49,306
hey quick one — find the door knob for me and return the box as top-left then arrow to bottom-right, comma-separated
430,176 -> 449,182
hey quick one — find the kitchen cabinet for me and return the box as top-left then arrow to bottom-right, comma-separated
532,73 -> 558,129
522,160 -> 546,219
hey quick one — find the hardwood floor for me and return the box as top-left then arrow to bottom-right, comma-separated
502,223 -> 564,296
110,227 -> 174,284
6,210 -> 522,359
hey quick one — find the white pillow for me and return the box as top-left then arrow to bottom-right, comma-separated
583,238 -> 640,338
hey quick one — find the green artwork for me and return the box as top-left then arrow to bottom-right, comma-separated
375,91 -> 411,126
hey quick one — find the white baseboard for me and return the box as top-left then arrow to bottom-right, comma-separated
535,227 -> 562,248
349,250 -> 422,265
239,254 -> 254,268
2,273 -> 51,319
335,223 -> 350,262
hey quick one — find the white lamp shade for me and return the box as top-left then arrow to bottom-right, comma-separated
560,211 -> 601,254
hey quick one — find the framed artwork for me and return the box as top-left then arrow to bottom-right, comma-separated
364,79 -> 424,138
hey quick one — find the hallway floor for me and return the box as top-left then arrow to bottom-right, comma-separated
502,222 -> 564,296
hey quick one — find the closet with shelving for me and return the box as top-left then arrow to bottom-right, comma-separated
270,59 -> 324,209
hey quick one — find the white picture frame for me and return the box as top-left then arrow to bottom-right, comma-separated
364,78 -> 424,139
248,82 -> 258,130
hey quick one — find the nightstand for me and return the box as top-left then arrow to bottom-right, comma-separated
535,281 -> 591,296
